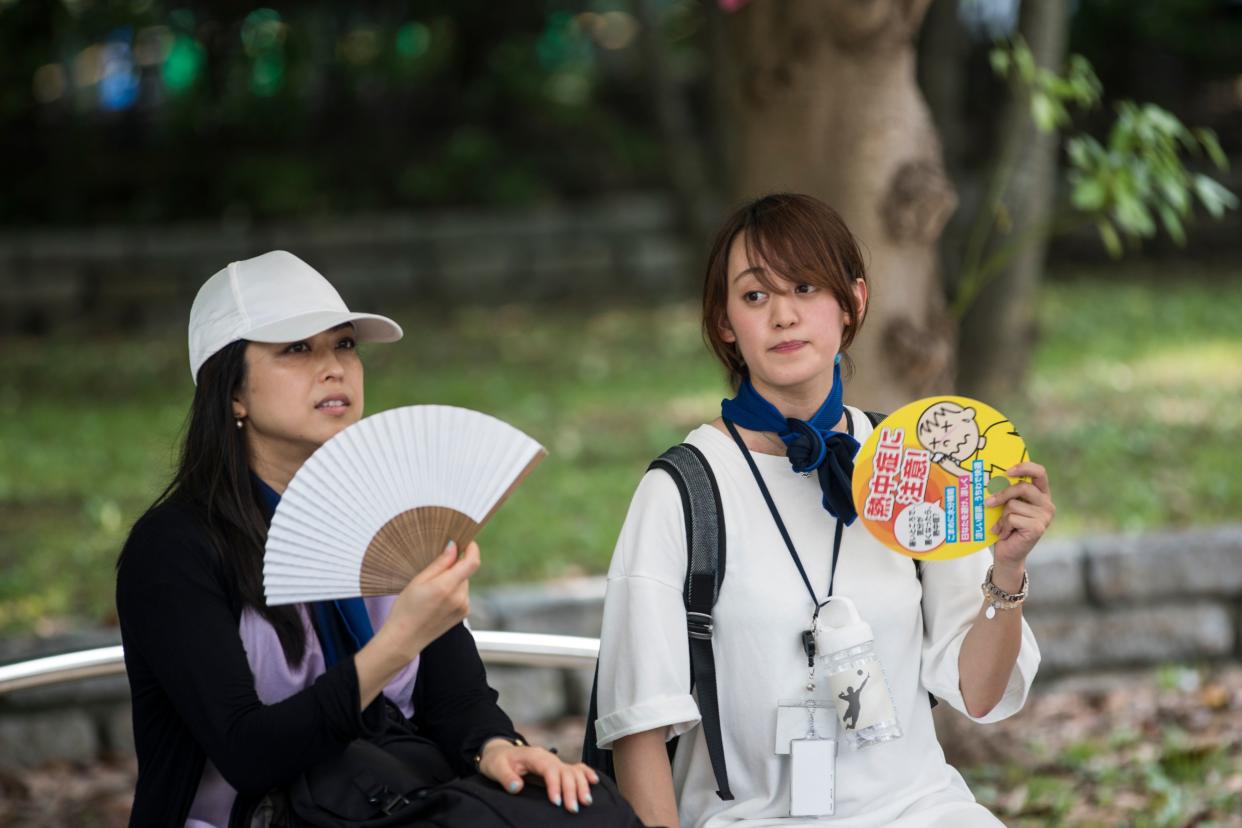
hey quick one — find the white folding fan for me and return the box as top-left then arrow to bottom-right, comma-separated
263,405 -> 545,605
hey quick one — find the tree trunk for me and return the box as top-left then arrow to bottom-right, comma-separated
917,0 -> 974,296
956,0 -> 1069,403
918,0 -> 970,178
633,0 -> 722,255
718,0 -> 959,412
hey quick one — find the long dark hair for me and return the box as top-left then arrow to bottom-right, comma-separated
128,340 -> 308,664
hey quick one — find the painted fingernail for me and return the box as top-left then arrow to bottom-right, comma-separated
445,541 -> 457,554
568,801 -> 579,813
584,793 -> 593,806
507,781 -> 520,793
552,796 -> 562,807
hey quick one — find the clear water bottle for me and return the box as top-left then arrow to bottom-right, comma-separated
817,596 -> 903,749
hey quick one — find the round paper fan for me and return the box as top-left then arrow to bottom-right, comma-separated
263,405 -> 546,605
851,396 -> 1029,561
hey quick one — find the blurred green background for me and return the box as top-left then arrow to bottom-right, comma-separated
4,271 -> 1241,630
3,0 -> 1240,630
1,1 -> 1241,823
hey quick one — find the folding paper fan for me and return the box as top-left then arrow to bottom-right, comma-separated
263,405 -> 545,605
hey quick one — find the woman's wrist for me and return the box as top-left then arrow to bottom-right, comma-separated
990,560 -> 1027,593
366,621 -> 423,675
476,735 -> 526,768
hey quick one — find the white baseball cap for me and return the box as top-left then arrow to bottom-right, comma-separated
187,250 -> 403,383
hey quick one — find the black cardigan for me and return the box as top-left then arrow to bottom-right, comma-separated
116,499 -> 520,827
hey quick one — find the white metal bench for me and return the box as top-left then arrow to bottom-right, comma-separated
0,631 -> 601,695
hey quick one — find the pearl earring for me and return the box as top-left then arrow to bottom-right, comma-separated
235,418 -> 244,430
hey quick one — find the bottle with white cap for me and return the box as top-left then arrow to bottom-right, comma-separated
816,595 -> 902,749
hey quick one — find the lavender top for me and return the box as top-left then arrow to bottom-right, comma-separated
184,595 -> 419,828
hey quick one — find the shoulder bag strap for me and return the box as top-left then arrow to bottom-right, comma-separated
649,443 -> 733,801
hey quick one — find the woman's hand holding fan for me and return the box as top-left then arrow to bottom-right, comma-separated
355,540 -> 480,694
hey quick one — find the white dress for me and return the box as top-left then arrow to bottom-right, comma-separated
595,409 -> 1040,828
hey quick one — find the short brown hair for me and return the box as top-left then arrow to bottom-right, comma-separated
701,193 -> 868,387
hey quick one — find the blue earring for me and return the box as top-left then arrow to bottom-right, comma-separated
834,353 -> 842,366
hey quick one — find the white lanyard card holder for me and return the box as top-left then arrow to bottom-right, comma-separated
791,737 -> 836,817
777,697 -> 836,817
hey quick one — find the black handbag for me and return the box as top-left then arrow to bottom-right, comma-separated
288,699 -> 458,826
228,698 -> 455,828
230,698 -> 643,827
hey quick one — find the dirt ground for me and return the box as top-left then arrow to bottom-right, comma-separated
2,665 -> 1239,827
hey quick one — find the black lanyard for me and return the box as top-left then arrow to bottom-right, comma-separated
723,410 -> 854,623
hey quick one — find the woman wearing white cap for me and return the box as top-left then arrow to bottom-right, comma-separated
116,252 -> 639,827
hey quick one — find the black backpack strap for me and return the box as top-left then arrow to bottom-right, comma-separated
581,662 -> 614,778
649,443 -> 733,801
581,442 -> 733,799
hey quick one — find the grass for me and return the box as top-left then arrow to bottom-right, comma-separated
1010,269 -> 1242,534
1,270 -> 1240,632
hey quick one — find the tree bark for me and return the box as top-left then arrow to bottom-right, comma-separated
956,0 -> 1069,402
718,0 -> 959,412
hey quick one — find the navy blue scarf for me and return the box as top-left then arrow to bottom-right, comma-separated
721,360 -> 860,524
254,475 -> 375,666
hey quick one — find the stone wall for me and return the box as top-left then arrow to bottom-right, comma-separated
1,525 -> 1239,766
0,194 -> 695,336
5,182 -> 1240,337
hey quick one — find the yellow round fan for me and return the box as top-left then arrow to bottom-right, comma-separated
263,405 -> 545,605
851,396 -> 1029,561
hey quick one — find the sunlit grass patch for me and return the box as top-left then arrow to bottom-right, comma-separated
1013,272 -> 1242,535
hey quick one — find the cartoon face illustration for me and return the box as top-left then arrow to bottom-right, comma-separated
916,402 -> 985,464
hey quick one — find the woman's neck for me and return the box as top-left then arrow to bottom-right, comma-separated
248,446 -> 311,494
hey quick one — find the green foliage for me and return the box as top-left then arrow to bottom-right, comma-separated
2,272 -> 1240,631
1067,103 -> 1238,255
991,39 -> 1102,132
991,39 -> 1237,257
956,41 -> 1237,319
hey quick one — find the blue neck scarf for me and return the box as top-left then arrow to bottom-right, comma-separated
253,474 -> 375,666
721,360 -> 860,525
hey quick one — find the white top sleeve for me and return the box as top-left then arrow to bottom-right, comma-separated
594,468 -> 702,748
918,549 -> 1041,723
